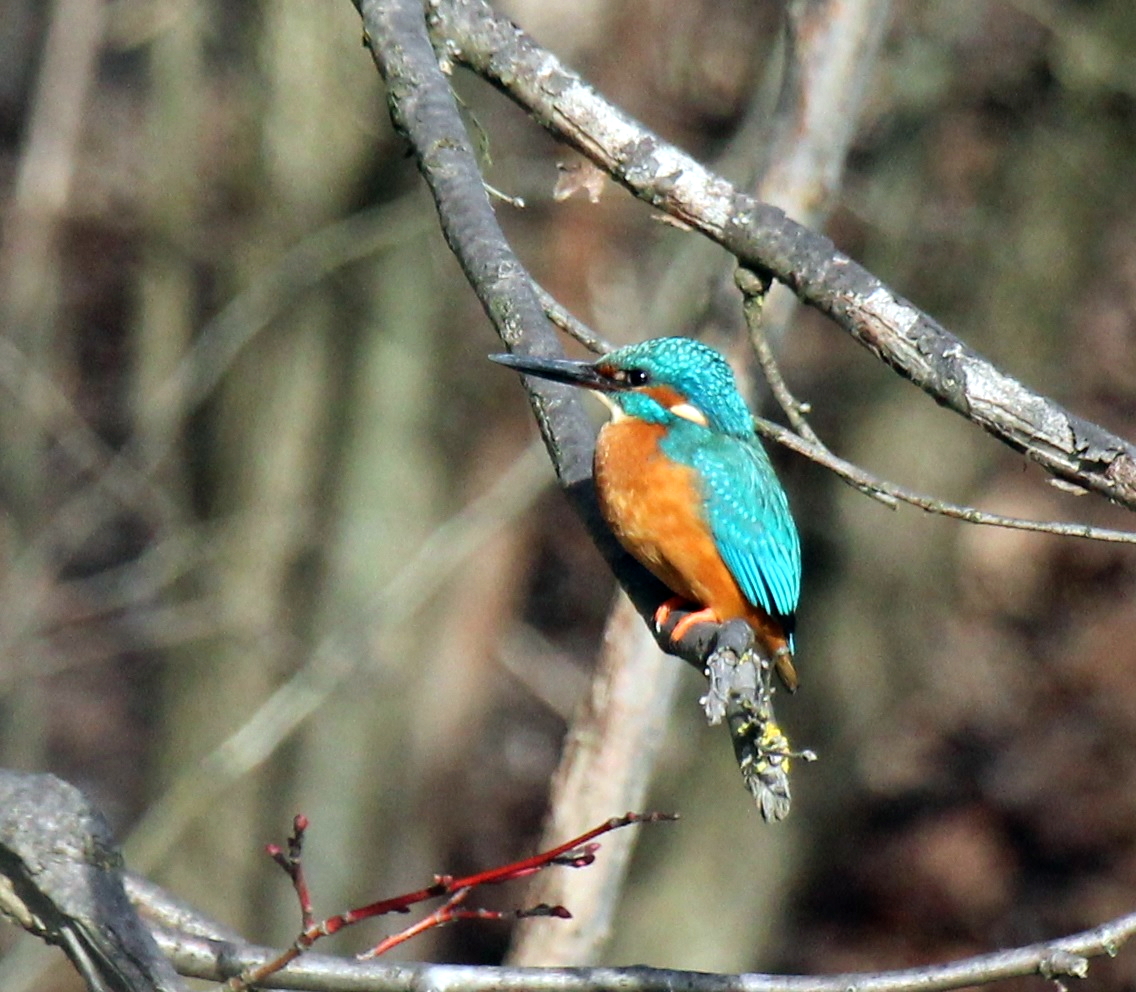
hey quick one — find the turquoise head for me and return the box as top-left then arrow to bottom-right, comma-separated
491,337 -> 755,438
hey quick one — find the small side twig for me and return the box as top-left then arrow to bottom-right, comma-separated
266,814 -> 314,930
758,414 -> 1136,546
736,267 -> 818,441
535,283 -> 615,355
362,890 -> 568,959
738,264 -> 897,509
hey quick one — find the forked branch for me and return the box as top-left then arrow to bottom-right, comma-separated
428,0 -> 1136,513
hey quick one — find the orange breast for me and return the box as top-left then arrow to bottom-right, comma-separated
594,418 -> 788,652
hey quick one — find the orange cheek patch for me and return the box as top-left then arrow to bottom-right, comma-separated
642,385 -> 684,407
639,386 -> 709,426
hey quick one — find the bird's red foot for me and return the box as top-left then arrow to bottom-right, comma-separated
655,600 -> 719,642
670,607 -> 719,641
653,596 -> 688,632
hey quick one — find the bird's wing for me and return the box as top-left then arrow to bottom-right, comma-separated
689,435 -> 801,627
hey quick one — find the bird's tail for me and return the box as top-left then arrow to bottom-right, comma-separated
774,646 -> 798,693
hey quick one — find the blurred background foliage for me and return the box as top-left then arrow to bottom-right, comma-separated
1,0 -> 1136,988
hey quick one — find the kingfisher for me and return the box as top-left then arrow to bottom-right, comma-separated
491,336 -> 802,691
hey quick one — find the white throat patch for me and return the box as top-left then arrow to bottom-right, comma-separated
595,392 -> 624,419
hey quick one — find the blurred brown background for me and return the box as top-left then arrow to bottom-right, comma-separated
1,0 -> 1135,988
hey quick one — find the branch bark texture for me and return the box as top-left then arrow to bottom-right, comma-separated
0,771 -> 183,992
159,905 -> 1135,992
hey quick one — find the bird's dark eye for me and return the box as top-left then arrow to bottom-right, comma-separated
625,368 -> 650,387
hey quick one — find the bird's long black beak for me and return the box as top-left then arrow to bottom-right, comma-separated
489,353 -> 619,391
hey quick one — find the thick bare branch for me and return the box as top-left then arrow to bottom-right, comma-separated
354,0 -> 593,485
0,771 -> 183,992
158,903 -> 1136,992
352,0 -> 716,670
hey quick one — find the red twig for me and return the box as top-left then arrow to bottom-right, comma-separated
266,814 -> 314,929
226,811 -> 675,991
359,889 -> 573,959
339,811 -> 674,927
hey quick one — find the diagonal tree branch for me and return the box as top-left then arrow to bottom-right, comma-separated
352,0 -> 593,485
429,0 -> 1136,511
352,0 -> 727,672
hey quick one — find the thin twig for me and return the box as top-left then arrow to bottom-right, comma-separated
359,890 -> 474,960
736,267 -> 819,440
267,815 -> 315,930
535,285 -> 615,355
759,416 -> 1136,544
737,264 -> 897,508
734,268 -> 1136,542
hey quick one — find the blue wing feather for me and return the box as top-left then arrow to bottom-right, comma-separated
666,428 -> 801,640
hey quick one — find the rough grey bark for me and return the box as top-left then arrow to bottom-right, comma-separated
0,771 -> 183,992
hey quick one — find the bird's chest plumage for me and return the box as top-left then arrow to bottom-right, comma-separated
594,417 -> 746,614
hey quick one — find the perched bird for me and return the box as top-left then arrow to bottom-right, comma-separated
491,336 -> 802,691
